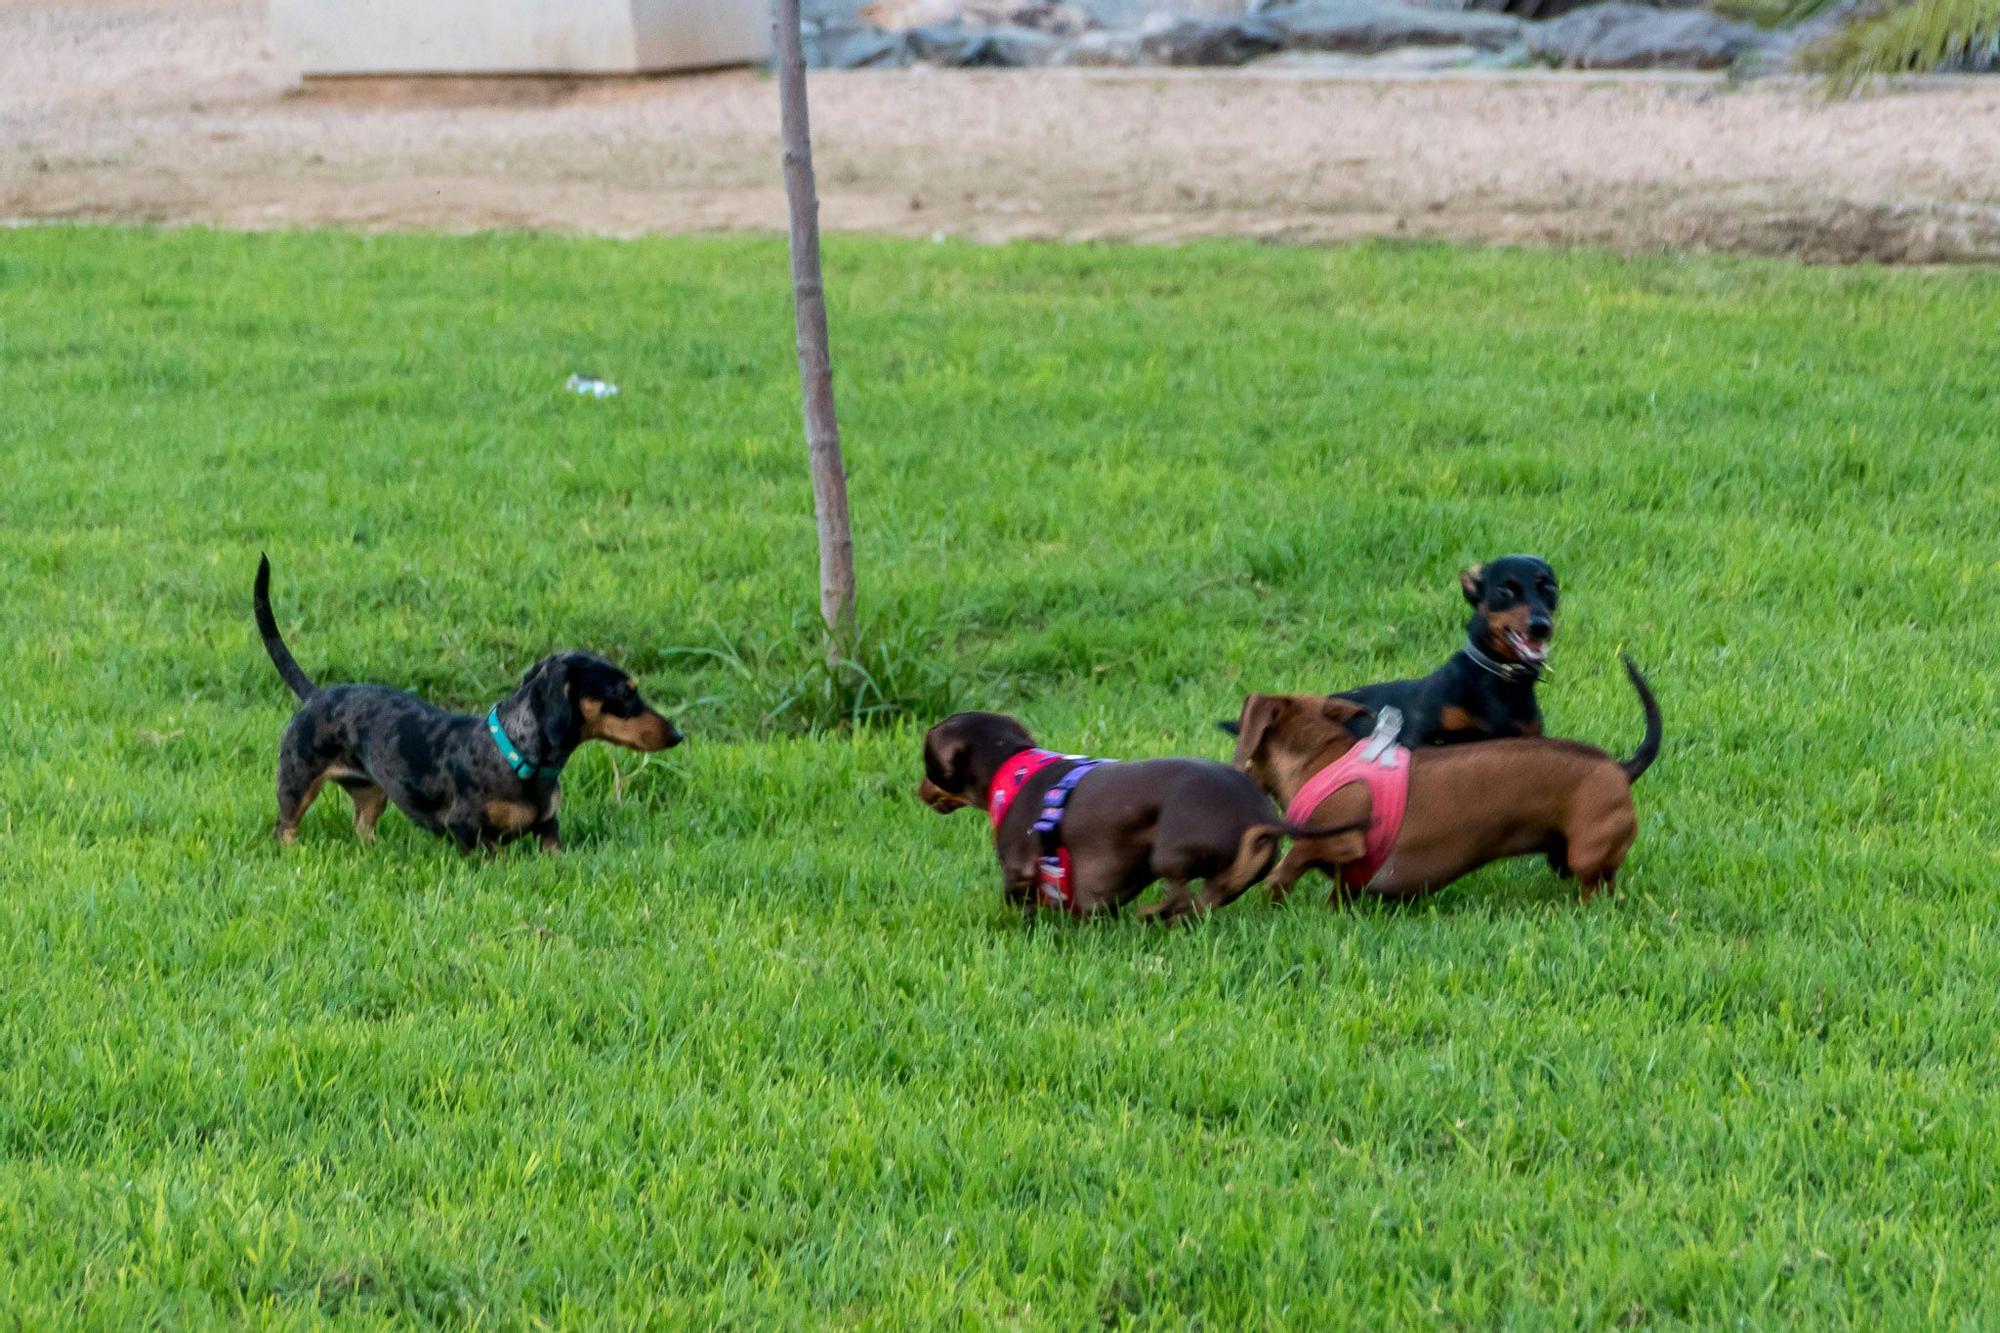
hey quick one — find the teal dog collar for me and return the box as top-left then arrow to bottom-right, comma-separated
488,706 -> 561,781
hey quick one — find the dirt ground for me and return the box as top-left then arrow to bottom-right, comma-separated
4,0 -> 1998,262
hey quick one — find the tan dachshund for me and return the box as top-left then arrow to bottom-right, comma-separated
1232,657 -> 1660,903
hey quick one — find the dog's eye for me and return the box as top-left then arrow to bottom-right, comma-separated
1501,581 -> 1521,601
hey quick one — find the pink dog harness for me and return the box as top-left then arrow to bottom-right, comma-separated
1283,711 -> 1411,890
987,748 -> 1108,914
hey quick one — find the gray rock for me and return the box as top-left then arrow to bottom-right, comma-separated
805,0 -> 870,23
1054,26 -> 1148,63
982,24 -> 1071,63
1136,16 -> 1285,64
1261,0 -> 1522,53
1423,0 -> 1696,20
1525,2 -> 1767,68
858,0 -> 1093,35
1083,0 -> 1266,23
1756,0 -> 1864,71
1253,41 -> 1488,69
806,22 -> 914,66
1944,33 -> 2000,72
904,20 -> 997,62
902,19 -> 1068,63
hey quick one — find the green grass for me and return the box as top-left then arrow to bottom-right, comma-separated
2,225 -> 1999,1326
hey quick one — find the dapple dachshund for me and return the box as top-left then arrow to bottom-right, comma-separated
1230,655 -> 1659,903
918,710 -> 1362,923
254,555 -> 681,852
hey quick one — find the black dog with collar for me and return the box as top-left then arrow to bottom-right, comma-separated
254,556 -> 682,852
1221,555 -> 1558,748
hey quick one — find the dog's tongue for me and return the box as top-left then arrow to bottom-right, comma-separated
1510,632 -> 1548,663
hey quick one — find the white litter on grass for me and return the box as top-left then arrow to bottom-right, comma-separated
565,374 -> 619,398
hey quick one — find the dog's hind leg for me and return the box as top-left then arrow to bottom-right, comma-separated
275,766 -> 331,846
274,715 -> 360,846
1187,826 -> 1284,918
1566,820 -> 1635,900
1138,879 -> 1195,924
343,781 -> 388,844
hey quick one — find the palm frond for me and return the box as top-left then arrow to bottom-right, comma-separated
1805,0 -> 2000,92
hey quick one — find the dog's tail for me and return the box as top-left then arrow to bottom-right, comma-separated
1217,817 -> 1372,894
1618,653 -> 1661,784
1275,817 -> 1371,842
254,554 -> 317,701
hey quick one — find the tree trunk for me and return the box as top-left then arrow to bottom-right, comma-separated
772,0 -> 857,665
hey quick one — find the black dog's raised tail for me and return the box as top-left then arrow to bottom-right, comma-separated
1277,817 -> 1370,841
1619,654 -> 1660,783
254,554 -> 317,701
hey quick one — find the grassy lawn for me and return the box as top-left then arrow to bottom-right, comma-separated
2,224 -> 1998,1326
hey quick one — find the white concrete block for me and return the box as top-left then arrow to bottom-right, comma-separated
271,0 -> 771,75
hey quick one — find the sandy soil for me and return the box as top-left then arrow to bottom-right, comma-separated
4,0 -> 1998,261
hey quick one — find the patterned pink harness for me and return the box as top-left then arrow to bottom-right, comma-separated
987,747 -> 1108,914
1284,719 -> 1411,890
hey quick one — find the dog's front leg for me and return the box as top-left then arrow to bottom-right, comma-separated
444,813 -> 486,856
1001,862 -> 1036,908
533,815 -> 562,854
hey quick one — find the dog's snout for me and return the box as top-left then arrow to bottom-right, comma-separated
917,778 -> 967,813
632,711 -> 679,751
1526,617 -> 1553,641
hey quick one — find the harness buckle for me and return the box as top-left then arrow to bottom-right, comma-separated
1360,706 -> 1404,766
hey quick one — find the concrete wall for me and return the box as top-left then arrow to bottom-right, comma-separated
272,0 -> 771,75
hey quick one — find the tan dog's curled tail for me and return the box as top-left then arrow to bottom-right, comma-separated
1219,818 -> 1371,895
1618,654 -> 1661,783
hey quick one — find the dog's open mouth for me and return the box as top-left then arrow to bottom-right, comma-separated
1506,630 -> 1551,665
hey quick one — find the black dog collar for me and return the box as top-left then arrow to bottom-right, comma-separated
1460,638 -> 1544,684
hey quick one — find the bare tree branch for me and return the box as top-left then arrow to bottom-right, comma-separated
773,0 -> 858,664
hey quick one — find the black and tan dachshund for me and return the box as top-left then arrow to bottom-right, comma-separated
1222,554 -> 1559,749
254,556 -> 681,853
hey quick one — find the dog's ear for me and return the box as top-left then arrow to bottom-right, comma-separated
1459,564 -> 1486,606
923,728 -> 971,796
527,655 -> 579,755
1231,694 -> 1286,766
1321,697 -> 1373,730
